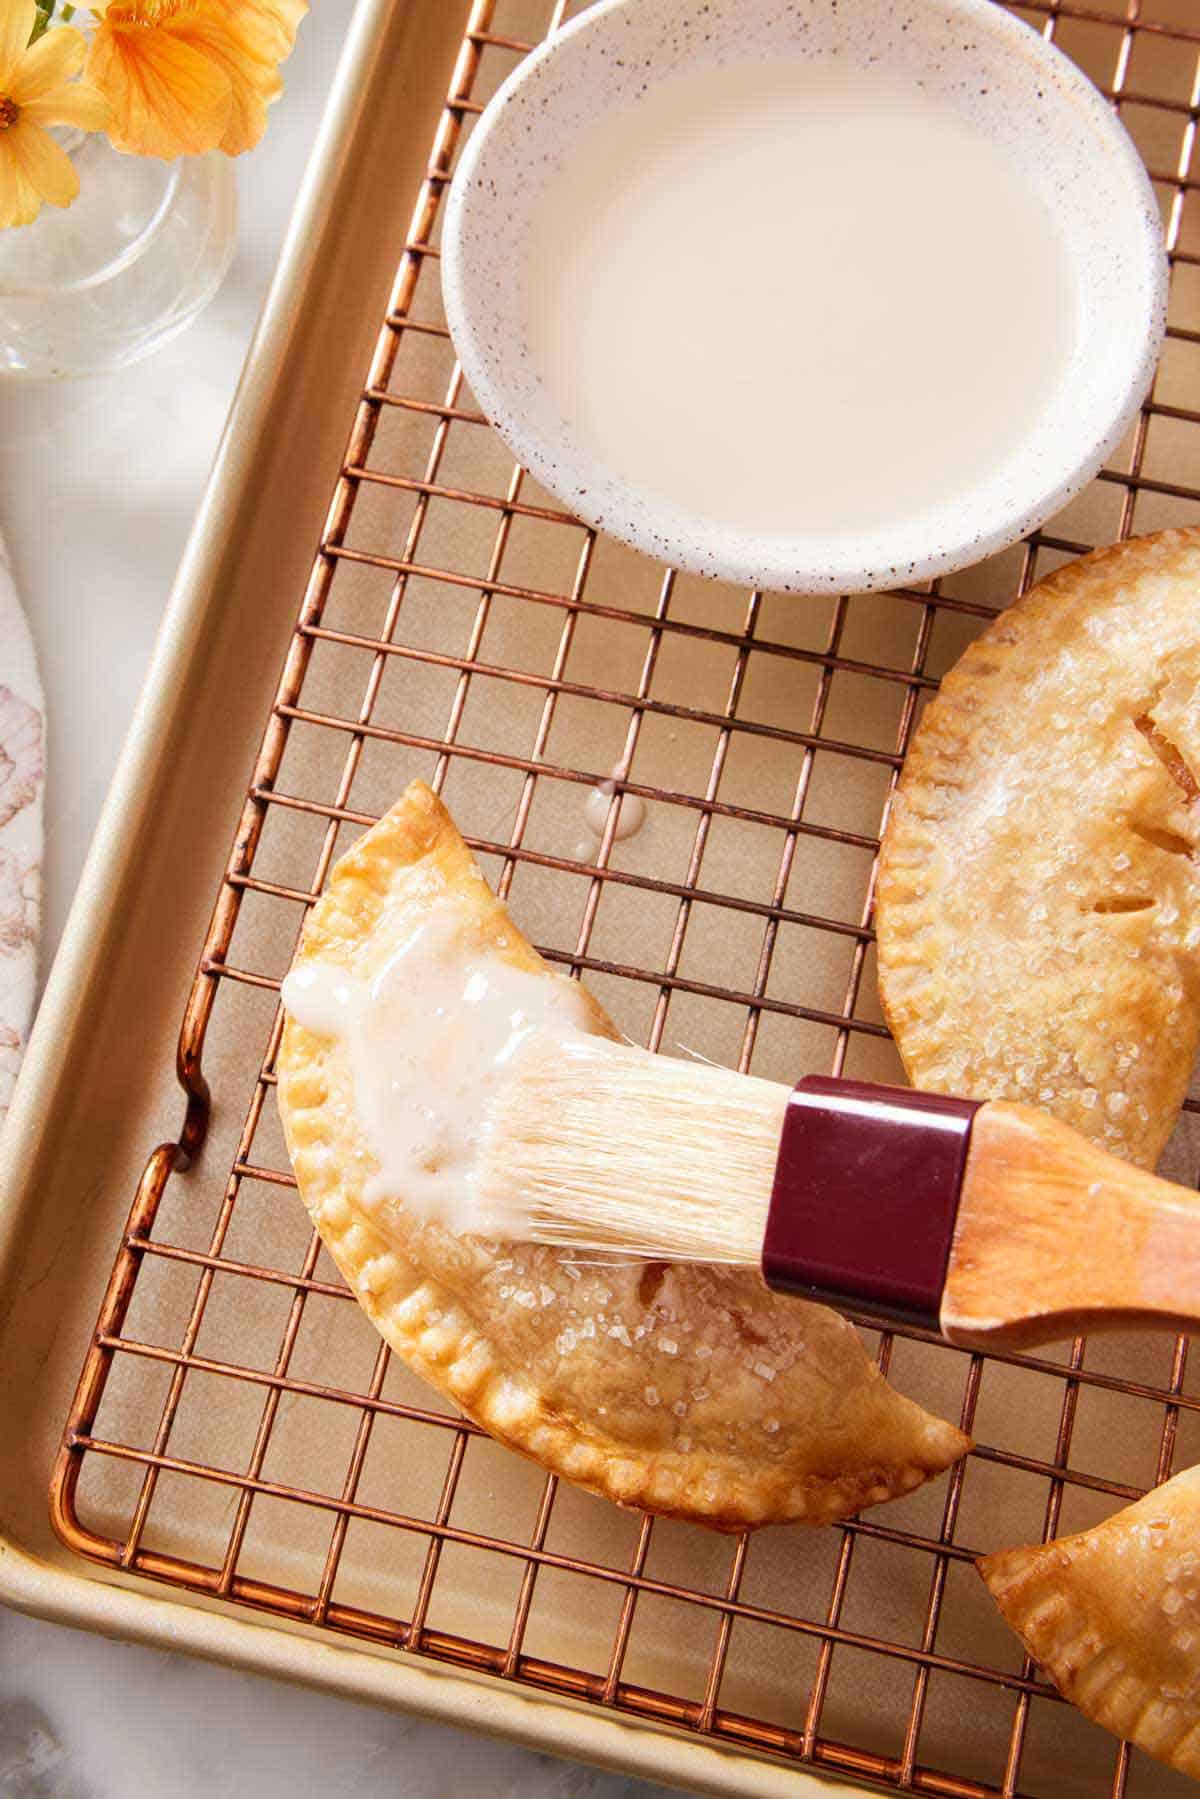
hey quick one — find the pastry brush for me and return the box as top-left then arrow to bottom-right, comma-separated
478,1034 -> 1200,1351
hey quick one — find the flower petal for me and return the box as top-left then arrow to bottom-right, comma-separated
0,138 -> 40,227
23,78 -> 110,133
203,0 -> 306,66
215,64 -> 275,156
0,2 -> 38,88
6,115 -> 79,212
8,24 -> 85,104
176,8 -> 278,155
87,17 -> 232,158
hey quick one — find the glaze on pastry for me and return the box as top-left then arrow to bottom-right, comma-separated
878,526 -> 1200,1172
981,1468 -> 1200,1779
276,781 -> 968,1529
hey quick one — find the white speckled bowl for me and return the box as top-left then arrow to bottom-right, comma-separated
443,0 -> 1166,595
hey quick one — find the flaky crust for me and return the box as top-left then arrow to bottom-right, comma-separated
980,1468 -> 1200,1779
879,530 -> 1200,1769
878,527 -> 1200,1171
277,781 -> 967,1529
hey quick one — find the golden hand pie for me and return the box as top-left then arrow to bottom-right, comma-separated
276,780 -> 967,1530
877,526 -> 1200,1172
877,528 -> 1200,1772
980,1468 -> 1200,1780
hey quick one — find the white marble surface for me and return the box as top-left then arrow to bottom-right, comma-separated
0,7 -> 676,1795
0,1606 -> 672,1798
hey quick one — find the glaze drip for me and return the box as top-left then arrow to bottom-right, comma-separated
282,906 -> 590,1236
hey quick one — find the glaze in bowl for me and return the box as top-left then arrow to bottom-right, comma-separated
442,0 -> 1166,595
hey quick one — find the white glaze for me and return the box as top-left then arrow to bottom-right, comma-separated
584,775 -> 646,842
281,906 -> 590,1235
442,0 -> 1167,594
524,59 -> 1078,537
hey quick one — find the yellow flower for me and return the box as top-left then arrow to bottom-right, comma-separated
88,0 -> 306,161
0,1 -> 108,229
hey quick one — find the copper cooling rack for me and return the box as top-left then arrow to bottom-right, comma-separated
49,2 -> 1200,1795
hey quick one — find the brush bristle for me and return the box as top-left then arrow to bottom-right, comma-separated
478,1035 -> 790,1263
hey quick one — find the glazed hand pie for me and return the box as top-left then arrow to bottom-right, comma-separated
981,1468 -> 1200,1779
877,526 -> 1200,1172
276,780 -> 968,1530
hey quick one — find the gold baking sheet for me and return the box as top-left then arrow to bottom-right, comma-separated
5,3 -> 1200,1795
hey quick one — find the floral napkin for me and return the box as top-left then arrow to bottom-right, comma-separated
0,532 -> 43,1123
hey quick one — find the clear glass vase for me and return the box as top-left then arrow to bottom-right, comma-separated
0,128 -> 236,380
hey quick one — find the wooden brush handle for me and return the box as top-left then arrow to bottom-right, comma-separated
941,1100 -> 1200,1350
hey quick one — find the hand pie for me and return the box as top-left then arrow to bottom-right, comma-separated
980,1468 -> 1200,1779
877,528 -> 1200,1771
276,780 -> 968,1529
877,526 -> 1200,1172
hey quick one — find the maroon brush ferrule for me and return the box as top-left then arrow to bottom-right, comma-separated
761,1077 -> 983,1330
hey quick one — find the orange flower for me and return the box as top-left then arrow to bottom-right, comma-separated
0,2 -> 109,229
87,0 -> 306,161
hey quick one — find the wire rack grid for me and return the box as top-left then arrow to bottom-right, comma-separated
48,2 -> 1200,1795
